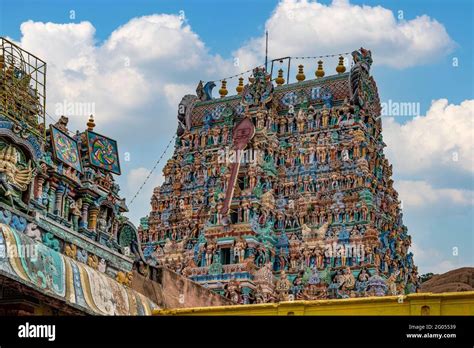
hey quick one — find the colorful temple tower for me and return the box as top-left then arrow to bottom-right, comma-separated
0,37 -> 236,314
0,37 -> 159,315
141,48 -> 419,303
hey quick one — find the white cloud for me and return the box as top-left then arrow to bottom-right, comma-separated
411,242 -> 463,274
13,14 -> 240,224
15,15 -> 237,135
384,99 -> 474,176
433,260 -> 461,274
125,167 -> 164,218
12,12 -> 266,225
163,83 -> 195,108
396,180 -> 473,208
385,100 -> 474,275
126,167 -> 164,193
233,0 -> 455,70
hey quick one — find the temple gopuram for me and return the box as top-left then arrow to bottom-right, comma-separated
140,48 -> 420,304
0,37 -> 228,315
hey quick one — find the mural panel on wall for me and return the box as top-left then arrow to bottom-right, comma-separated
86,131 -> 121,175
50,125 -> 83,173
0,224 -> 157,315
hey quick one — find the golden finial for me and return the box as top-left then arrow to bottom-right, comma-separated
315,60 -> 325,78
336,56 -> 346,74
296,65 -> 305,82
219,80 -> 228,98
87,114 -> 95,131
275,68 -> 285,86
236,77 -> 244,94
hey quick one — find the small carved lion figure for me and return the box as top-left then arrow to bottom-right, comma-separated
87,254 -> 99,269
25,223 -> 42,242
116,271 -> 133,286
126,271 -> 134,286
54,115 -> 69,132
64,243 -> 77,259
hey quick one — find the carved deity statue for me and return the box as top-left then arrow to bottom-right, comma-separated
233,238 -> 247,263
70,198 -> 82,231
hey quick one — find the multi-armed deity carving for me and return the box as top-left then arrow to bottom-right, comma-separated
140,47 -> 419,304
0,144 -> 36,203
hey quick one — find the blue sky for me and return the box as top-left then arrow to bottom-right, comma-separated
1,0 -> 472,116
0,0 -> 472,274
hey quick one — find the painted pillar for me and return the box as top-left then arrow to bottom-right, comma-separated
230,247 -> 235,264
64,197 -> 70,220
88,207 -> 99,231
48,186 -> 56,214
34,175 -> 45,202
61,186 -> 70,218
54,184 -> 65,216
112,220 -> 118,238
81,201 -> 89,228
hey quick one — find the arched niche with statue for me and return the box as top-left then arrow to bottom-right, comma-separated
0,136 -> 37,207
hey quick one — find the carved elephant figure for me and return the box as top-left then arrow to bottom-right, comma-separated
24,223 -> 42,242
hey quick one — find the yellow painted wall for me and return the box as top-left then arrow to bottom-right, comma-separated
153,291 -> 474,316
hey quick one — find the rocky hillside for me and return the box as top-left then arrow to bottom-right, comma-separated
420,267 -> 474,293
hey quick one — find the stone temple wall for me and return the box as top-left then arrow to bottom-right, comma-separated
131,266 -> 232,309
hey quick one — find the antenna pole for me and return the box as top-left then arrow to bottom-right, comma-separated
265,31 -> 268,71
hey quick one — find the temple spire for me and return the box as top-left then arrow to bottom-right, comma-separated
87,114 -> 95,131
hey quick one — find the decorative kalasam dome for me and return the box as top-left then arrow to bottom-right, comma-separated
219,80 -> 228,98
336,56 -> 346,74
296,64 -> 306,82
315,60 -> 325,78
275,68 -> 285,86
236,77 -> 244,94
87,114 -> 95,130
